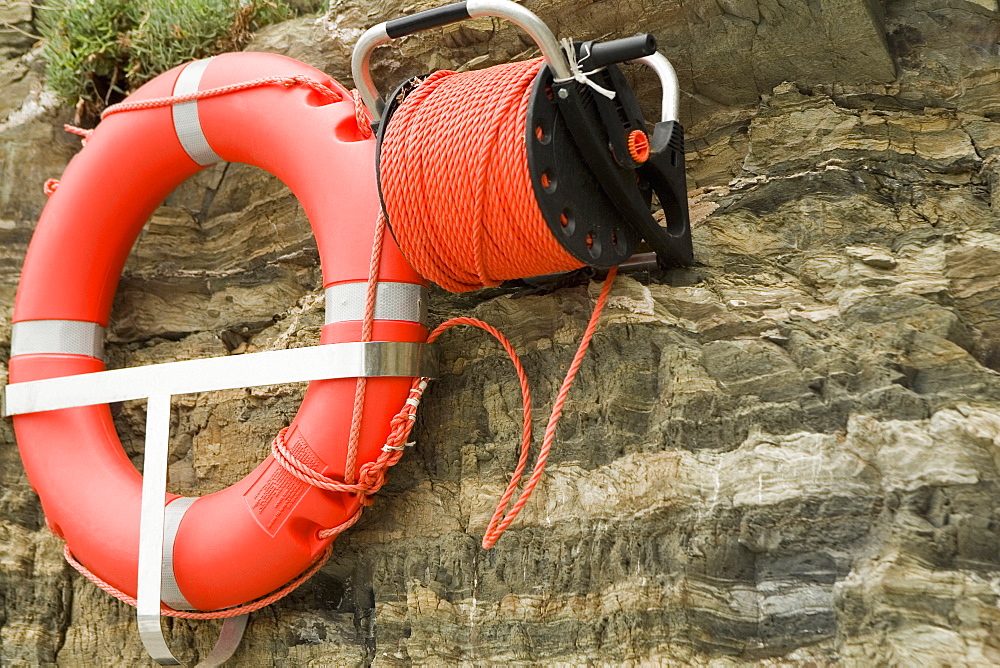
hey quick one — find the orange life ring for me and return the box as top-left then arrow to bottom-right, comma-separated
8,52 -> 427,611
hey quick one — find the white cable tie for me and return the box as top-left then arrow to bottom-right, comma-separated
552,38 -> 617,100
381,440 -> 416,453
406,397 -> 420,407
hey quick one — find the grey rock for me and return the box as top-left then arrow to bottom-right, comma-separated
1,0 -> 1000,665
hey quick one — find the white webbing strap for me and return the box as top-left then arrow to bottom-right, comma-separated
136,394 -> 180,664
137,397 -> 247,666
3,341 -> 437,664
2,341 -> 436,417
194,616 -> 249,668
10,320 -> 105,360
172,58 -> 222,166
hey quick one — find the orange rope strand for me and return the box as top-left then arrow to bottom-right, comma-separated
427,267 -> 618,548
343,215 -> 387,483
64,544 -> 333,619
101,75 -> 342,119
271,267 -> 616,551
352,89 -> 373,139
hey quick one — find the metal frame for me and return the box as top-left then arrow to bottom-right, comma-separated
3,340 -> 435,664
3,341 -> 435,416
351,0 -> 573,121
635,52 -> 680,123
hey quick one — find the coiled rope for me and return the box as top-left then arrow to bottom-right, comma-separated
101,74 -> 347,119
379,58 -> 586,292
340,57 -> 618,547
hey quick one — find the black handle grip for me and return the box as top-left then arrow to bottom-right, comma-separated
385,2 -> 471,38
581,34 -> 657,70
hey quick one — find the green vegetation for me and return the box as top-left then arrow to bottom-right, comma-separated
39,0 -> 294,115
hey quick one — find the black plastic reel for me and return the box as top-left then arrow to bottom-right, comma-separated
525,64 -> 648,268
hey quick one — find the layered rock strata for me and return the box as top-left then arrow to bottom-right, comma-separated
1,0 -> 999,665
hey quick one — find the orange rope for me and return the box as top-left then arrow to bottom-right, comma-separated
271,264 -> 616,550
101,74 -> 342,119
343,214 -> 387,483
64,543 -> 334,619
352,89 -> 373,140
277,58 -> 621,548
379,59 -> 586,292
63,124 -> 93,146
483,268 -> 616,546
425,267 -> 617,548
63,124 -> 92,138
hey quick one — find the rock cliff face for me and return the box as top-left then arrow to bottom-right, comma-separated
2,0 -> 1000,665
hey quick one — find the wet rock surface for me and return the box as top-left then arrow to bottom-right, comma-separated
1,0 -> 999,665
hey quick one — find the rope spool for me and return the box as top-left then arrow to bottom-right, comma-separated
369,23 -> 694,548
378,58 -> 585,292
373,55 -> 638,547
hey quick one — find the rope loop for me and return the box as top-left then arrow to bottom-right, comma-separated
269,378 -> 427,503
100,74 -> 345,120
422,269 -> 618,549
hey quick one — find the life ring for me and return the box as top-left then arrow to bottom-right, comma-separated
8,52 -> 427,611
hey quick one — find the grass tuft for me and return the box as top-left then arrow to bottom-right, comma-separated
39,0 -> 294,119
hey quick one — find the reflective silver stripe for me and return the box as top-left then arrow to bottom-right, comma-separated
10,320 -> 105,359
171,58 -> 221,166
161,496 -> 197,611
325,282 -> 427,325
